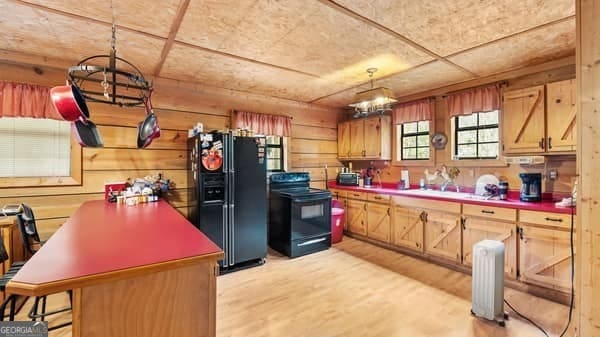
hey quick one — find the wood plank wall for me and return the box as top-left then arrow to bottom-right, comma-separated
576,0 -> 600,335
347,65 -> 577,194
0,61 -> 343,240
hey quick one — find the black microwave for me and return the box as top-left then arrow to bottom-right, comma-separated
336,173 -> 359,186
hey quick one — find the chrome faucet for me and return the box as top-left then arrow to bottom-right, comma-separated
441,180 -> 460,193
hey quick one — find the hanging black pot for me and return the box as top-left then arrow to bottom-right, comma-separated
72,120 -> 103,148
137,89 -> 160,148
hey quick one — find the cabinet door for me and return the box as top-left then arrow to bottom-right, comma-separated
346,199 -> 367,236
462,217 -> 517,278
503,86 -> 546,154
547,79 -> 576,152
392,206 -> 424,252
337,122 -> 351,158
366,203 -> 391,243
424,210 -> 461,263
349,120 -> 365,158
363,117 -> 381,158
519,225 -> 574,293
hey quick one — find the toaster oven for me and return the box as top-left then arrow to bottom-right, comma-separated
336,172 -> 359,186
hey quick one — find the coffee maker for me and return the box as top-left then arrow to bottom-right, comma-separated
519,173 -> 542,202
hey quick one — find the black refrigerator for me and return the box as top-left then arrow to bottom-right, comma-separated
188,131 -> 267,271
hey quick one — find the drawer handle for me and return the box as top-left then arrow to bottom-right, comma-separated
374,196 -> 383,200
353,193 -> 360,197
545,217 -> 563,222
481,210 -> 495,214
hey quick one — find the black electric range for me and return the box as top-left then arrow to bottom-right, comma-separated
268,172 -> 331,258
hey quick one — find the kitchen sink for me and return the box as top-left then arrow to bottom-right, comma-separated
400,189 -> 495,201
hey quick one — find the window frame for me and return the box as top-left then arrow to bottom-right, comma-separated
400,121 -> 431,161
266,136 -> 285,172
392,119 -> 435,167
453,110 -> 500,160
0,125 -> 82,188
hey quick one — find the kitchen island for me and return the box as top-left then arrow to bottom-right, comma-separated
7,200 -> 223,337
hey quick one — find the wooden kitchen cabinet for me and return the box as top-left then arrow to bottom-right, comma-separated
546,79 -> 577,152
391,205 -> 425,253
502,85 -> 546,154
461,217 -> 517,278
424,209 -> 462,263
337,116 -> 391,160
346,199 -> 367,236
366,203 -> 391,243
518,225 -> 574,293
349,119 -> 365,158
337,122 -> 351,159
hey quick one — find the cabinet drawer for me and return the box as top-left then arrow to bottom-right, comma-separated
392,196 -> 461,214
368,193 -> 391,204
463,204 -> 516,222
346,191 -> 367,200
519,210 -> 574,229
329,189 -> 347,199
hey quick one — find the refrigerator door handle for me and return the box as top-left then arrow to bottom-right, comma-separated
230,204 -> 235,265
222,204 -> 228,265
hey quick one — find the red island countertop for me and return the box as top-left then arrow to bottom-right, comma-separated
8,200 -> 223,296
328,182 -> 575,215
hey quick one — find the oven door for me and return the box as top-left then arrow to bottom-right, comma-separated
289,195 -> 331,241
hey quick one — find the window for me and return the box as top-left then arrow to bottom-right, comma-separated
0,117 -> 81,187
266,136 -> 284,172
454,110 -> 499,159
399,121 -> 430,160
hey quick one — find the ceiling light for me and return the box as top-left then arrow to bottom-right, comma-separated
348,68 -> 397,118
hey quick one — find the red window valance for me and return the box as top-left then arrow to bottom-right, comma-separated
233,110 -> 291,137
0,82 -> 62,120
447,84 -> 501,118
392,98 -> 434,124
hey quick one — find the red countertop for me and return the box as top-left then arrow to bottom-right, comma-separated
9,200 -> 223,294
328,182 -> 575,215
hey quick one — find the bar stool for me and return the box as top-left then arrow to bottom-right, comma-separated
16,204 -> 72,331
0,237 -> 23,321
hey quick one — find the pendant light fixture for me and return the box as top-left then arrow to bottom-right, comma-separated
349,68 -> 397,118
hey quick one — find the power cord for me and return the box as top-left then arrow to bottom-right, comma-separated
503,194 -> 575,337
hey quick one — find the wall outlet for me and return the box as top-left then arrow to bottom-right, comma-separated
468,169 -> 475,178
548,169 -> 558,180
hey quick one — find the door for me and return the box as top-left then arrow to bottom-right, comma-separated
338,122 -> 351,159
349,120 -> 365,158
199,203 -> 227,267
392,206 -> 424,252
424,210 -> 461,263
519,225 -> 574,293
232,136 -> 267,264
366,202 -> 391,243
363,117 -> 381,158
462,217 -> 517,278
346,199 -> 366,235
502,86 -> 546,154
547,79 -> 576,152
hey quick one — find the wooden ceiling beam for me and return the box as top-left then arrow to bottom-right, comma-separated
153,0 -> 191,77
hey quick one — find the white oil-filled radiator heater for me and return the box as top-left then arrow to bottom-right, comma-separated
471,239 -> 508,326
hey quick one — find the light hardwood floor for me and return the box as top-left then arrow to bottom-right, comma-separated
17,237 -> 572,337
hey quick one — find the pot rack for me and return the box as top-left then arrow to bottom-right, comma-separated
68,23 -> 151,107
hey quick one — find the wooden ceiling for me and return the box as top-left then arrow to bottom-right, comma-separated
0,0 -> 575,107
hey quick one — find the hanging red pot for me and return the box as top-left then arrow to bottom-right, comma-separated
137,89 -> 160,148
50,82 -> 90,123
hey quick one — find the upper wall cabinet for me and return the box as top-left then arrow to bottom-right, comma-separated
502,80 -> 576,155
338,116 -> 391,160
546,79 -> 576,152
502,85 -> 546,154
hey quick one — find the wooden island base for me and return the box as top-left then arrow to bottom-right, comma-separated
73,262 -> 217,337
